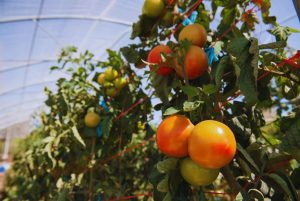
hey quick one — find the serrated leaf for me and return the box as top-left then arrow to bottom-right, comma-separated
120,46 -> 140,64
213,56 -> 229,89
164,107 -> 180,116
151,75 -> 172,103
157,158 -> 178,174
157,176 -> 169,192
181,85 -> 199,97
71,126 -> 86,147
268,26 -> 292,41
227,37 -> 258,105
281,118 -> 300,150
183,101 -> 203,112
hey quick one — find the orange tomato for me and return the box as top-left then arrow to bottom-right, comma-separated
147,45 -> 173,75
179,24 -> 207,47
174,45 -> 208,80
84,112 -> 101,128
156,115 -> 194,157
188,120 -> 236,169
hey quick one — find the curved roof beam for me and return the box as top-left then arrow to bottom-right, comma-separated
0,15 -> 132,26
0,80 -> 57,96
0,97 -> 45,112
0,60 -> 55,73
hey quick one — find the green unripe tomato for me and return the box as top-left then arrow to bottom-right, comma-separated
180,158 -> 219,186
142,0 -> 165,18
97,73 -> 106,85
113,77 -> 127,90
106,87 -> 118,97
104,67 -> 118,81
161,10 -> 174,27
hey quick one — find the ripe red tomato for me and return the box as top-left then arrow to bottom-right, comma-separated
147,45 -> 173,75
174,45 -> 208,80
188,120 -> 236,169
156,115 -> 194,157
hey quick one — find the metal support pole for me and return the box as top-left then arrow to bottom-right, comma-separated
292,0 -> 300,21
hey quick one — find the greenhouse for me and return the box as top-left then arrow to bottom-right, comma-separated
0,0 -> 300,200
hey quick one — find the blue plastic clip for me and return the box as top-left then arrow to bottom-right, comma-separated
178,8 -> 198,26
205,47 -> 219,65
99,96 -> 109,112
96,124 -> 102,138
97,194 -> 102,201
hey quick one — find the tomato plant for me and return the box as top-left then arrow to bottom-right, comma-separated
4,0 -> 300,200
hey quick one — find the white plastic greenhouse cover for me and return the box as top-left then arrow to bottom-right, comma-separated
0,0 -> 299,135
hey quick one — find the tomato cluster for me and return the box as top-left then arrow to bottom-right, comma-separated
97,67 -> 127,97
147,23 -> 208,79
156,115 -> 237,186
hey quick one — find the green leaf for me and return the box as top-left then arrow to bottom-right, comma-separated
227,37 -> 258,105
234,192 -> 243,201
120,46 -> 140,64
259,41 -> 287,49
57,188 -> 69,201
151,75 -> 172,103
212,41 -> 224,56
101,116 -> 113,139
268,26 -> 295,41
157,176 -> 169,192
281,118 -> 300,150
157,158 -> 178,174
264,173 -> 297,200
44,142 -> 57,168
162,192 -> 172,201
213,56 -> 229,89
50,66 -> 60,71
203,84 -> 218,95
183,101 -> 203,112
237,144 -> 260,174
261,0 -> 277,25
164,107 -> 180,116
71,126 -> 86,147
181,85 -> 199,97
